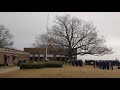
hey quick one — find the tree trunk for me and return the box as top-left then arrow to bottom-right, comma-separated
68,46 -> 73,61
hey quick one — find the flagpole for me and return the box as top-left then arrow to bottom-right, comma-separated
45,14 -> 49,61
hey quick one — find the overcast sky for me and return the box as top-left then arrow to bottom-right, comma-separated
0,12 -> 120,60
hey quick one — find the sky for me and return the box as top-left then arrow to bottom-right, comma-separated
0,12 -> 120,60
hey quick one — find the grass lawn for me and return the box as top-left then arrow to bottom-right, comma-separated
0,64 -> 120,78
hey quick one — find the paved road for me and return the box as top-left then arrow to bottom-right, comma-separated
0,67 -> 20,74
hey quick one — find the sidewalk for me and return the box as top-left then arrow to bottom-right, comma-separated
0,67 -> 20,74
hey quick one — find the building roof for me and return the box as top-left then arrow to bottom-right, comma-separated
0,48 -> 29,55
24,44 -> 65,49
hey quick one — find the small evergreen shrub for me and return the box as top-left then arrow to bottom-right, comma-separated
20,61 -> 64,69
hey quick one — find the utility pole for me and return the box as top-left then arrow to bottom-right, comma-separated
45,14 -> 49,61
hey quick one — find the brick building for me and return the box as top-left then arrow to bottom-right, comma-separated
0,48 -> 29,66
24,45 -> 77,62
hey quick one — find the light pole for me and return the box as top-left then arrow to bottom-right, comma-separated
45,14 -> 49,61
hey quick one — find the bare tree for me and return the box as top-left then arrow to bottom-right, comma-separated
49,14 -> 113,60
33,33 -> 66,55
33,14 -> 113,60
33,33 -> 47,47
0,25 -> 14,48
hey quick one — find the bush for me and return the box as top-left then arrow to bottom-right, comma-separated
0,64 -> 4,67
118,66 -> 120,69
20,61 -> 64,69
20,63 -> 46,69
46,61 -> 64,68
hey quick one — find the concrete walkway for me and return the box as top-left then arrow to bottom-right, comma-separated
0,67 -> 20,74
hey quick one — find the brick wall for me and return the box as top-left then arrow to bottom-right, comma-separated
0,48 -> 29,65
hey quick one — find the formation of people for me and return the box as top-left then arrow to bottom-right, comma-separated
68,59 -> 120,70
68,60 -> 83,67
93,60 -> 120,70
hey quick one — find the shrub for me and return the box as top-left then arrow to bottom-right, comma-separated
20,61 -> 64,69
46,61 -> 64,68
20,63 -> 46,69
0,64 -> 4,67
118,66 -> 120,69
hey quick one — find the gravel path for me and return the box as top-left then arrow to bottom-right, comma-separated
0,67 -> 20,74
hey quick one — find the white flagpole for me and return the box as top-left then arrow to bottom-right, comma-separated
45,14 -> 49,61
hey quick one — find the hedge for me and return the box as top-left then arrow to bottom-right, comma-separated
0,64 -> 4,67
118,66 -> 120,69
20,61 -> 64,69
46,61 -> 64,67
